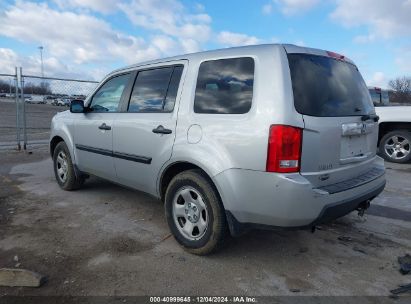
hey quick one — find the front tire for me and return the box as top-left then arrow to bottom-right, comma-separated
379,130 -> 411,163
165,170 -> 227,255
53,141 -> 84,190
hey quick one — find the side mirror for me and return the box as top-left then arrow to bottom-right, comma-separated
70,99 -> 85,113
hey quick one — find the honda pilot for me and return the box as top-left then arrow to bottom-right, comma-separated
50,44 -> 386,255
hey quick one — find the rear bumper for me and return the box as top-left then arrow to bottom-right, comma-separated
213,156 -> 386,234
310,181 -> 384,226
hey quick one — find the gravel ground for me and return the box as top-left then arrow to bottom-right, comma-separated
0,147 -> 410,300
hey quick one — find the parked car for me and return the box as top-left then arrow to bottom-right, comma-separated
56,98 -> 65,106
44,95 -> 55,104
375,106 -> 411,163
62,98 -> 71,106
53,98 -> 71,106
25,95 -> 45,104
50,44 -> 386,254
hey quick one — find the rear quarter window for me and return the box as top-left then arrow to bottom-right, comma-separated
194,57 -> 254,114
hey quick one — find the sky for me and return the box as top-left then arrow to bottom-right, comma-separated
0,0 -> 410,88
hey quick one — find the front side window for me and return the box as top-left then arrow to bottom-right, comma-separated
90,73 -> 131,112
194,57 -> 254,114
128,65 -> 183,113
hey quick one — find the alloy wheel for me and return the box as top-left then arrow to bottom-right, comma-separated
384,135 -> 410,160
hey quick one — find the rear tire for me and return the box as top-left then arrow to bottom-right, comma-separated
378,130 -> 411,163
53,141 -> 84,190
164,169 -> 227,255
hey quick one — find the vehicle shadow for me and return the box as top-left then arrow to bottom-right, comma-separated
74,176 -> 397,262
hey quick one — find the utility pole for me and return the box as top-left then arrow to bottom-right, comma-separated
38,46 -> 44,78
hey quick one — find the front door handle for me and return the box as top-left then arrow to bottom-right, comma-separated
152,125 -> 172,134
98,123 -> 111,130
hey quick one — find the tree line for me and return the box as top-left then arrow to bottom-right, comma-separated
389,76 -> 411,104
0,79 -> 52,95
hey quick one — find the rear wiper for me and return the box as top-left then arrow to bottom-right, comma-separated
361,113 -> 379,122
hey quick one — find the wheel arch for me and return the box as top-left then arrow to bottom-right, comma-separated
50,135 -> 64,157
158,160 -> 224,206
49,117 -> 76,162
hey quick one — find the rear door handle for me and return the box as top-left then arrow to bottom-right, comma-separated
98,123 -> 111,130
340,152 -> 373,165
152,125 -> 172,134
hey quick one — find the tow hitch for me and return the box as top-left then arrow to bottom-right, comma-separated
356,200 -> 371,217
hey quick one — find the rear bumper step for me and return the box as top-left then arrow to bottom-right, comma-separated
309,181 -> 385,226
316,167 -> 384,194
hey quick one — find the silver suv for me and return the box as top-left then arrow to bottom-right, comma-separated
50,44 -> 386,255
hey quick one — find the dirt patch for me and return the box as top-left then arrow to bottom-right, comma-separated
284,276 -> 314,291
0,197 -> 11,226
100,236 -> 154,255
1,155 -> 411,296
0,147 -> 49,175
0,147 -> 49,226
323,220 -> 402,249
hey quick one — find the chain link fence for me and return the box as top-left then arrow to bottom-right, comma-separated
0,73 -> 19,147
0,68 -> 99,149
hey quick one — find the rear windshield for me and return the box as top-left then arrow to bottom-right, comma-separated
288,54 -> 374,117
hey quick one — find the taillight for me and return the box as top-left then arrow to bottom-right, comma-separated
326,51 -> 345,61
266,125 -> 302,173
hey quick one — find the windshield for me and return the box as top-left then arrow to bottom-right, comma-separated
288,54 -> 374,117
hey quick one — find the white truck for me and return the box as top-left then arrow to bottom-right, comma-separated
375,106 -> 411,163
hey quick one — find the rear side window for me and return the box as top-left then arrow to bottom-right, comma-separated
128,65 -> 183,113
288,54 -> 374,117
194,57 -> 254,114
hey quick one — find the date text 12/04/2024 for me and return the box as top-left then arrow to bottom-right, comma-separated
149,297 -> 257,303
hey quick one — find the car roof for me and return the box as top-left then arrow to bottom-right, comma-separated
109,44 -> 285,76
104,43 -> 355,79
